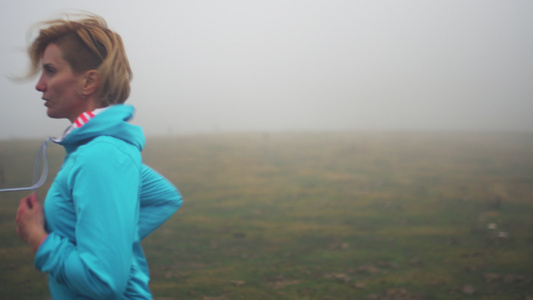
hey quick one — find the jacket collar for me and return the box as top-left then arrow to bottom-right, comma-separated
52,107 -> 107,143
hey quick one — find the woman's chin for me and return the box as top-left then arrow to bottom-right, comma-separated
46,109 -> 62,119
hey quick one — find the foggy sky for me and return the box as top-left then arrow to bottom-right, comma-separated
1,0 -> 532,139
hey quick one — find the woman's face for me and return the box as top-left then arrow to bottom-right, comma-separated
35,43 -> 87,122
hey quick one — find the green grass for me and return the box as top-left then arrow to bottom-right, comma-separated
1,131 -> 533,299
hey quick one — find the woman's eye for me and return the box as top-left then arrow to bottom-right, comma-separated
43,65 -> 56,74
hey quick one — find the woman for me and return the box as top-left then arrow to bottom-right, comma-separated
15,13 -> 182,299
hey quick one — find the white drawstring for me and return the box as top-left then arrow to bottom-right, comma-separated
0,138 -> 51,193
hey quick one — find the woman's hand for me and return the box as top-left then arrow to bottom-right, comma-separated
16,193 -> 48,253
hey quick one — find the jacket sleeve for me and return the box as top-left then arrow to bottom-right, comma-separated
35,142 -> 141,299
138,164 -> 182,240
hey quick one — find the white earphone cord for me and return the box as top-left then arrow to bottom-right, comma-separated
0,138 -> 51,193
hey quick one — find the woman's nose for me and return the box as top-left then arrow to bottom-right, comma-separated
35,74 -> 45,92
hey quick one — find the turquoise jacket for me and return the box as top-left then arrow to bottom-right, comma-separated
35,105 -> 182,299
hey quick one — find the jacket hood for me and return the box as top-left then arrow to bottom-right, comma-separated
57,104 -> 145,152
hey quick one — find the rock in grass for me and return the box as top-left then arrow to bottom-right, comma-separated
356,265 -> 380,275
483,273 -> 501,283
462,285 -> 476,295
377,261 -> 401,269
354,282 -> 366,289
324,273 -> 351,283
232,232 -> 246,238
409,258 -> 424,267
503,274 -> 527,283
386,288 -> 409,297
270,280 -> 301,289
230,280 -> 245,286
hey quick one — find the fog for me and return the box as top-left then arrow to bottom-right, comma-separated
1,0 -> 532,139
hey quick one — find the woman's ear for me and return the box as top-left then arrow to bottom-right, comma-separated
80,69 -> 101,97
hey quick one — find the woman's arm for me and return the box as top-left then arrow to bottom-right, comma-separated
138,164 -> 182,240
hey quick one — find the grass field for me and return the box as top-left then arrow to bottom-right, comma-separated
1,131 -> 532,299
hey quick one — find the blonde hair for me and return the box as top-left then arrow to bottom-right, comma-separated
28,13 -> 132,106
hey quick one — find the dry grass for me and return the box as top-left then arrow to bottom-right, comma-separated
1,131 -> 533,299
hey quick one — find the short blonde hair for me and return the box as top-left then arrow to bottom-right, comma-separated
29,13 -> 132,106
